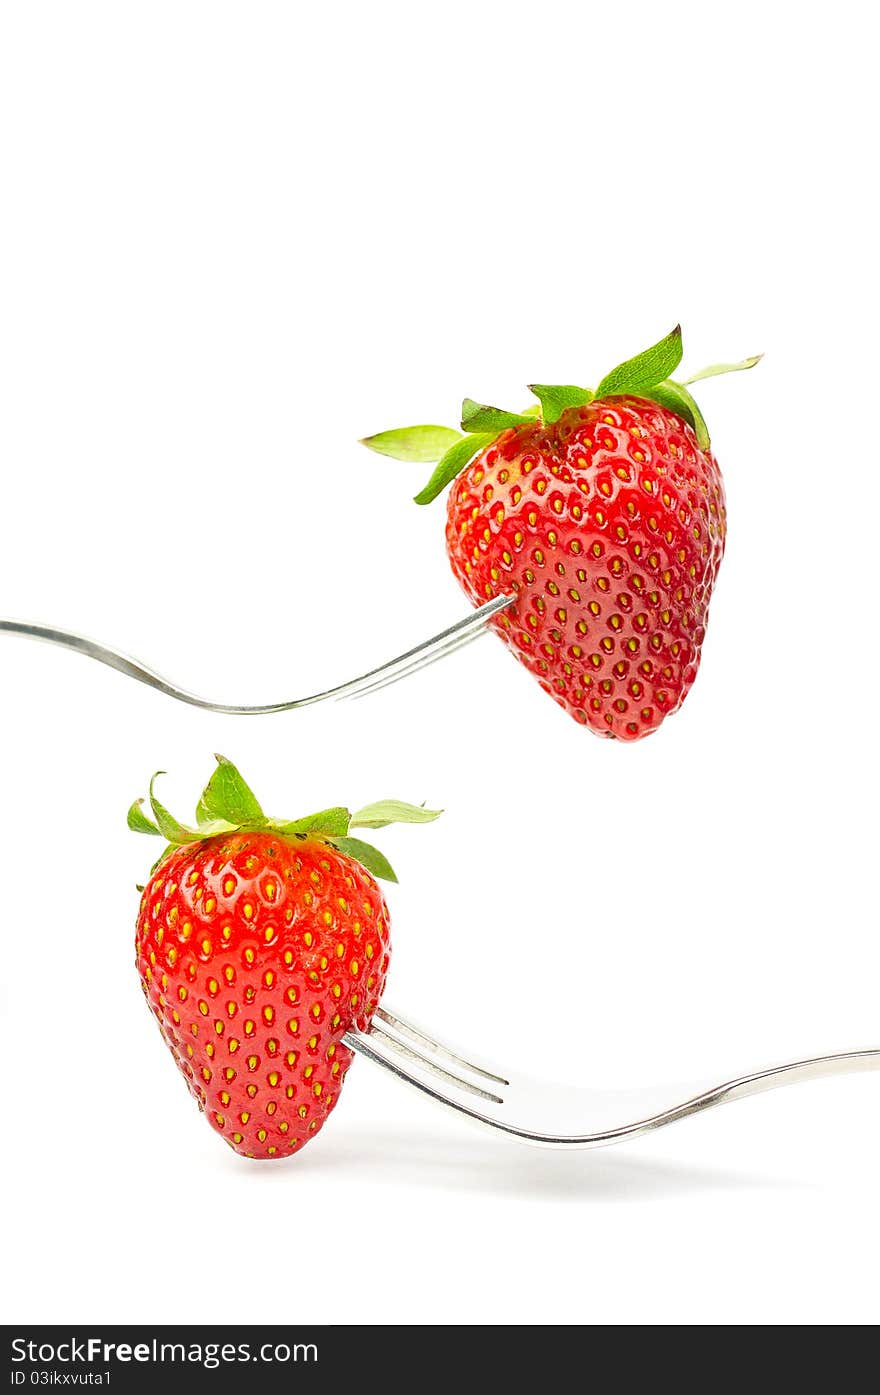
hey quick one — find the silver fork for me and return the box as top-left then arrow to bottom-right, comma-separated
0,594 -> 515,712
345,1007 -> 880,1148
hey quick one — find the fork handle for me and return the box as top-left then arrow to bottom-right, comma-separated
0,617 -> 242,712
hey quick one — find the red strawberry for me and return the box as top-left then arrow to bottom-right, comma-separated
363,327 -> 759,740
129,756 -> 439,1160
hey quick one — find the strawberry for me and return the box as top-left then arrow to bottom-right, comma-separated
363,327 -> 759,740
129,756 -> 439,1160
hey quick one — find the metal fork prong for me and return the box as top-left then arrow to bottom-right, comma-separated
345,1023 -> 505,1105
375,1007 -> 509,1086
344,593 -> 514,702
0,593 -> 515,715
347,621 -> 489,702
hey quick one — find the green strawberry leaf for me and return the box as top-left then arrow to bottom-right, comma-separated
596,326 -> 683,398
360,425 -> 463,463
151,772 -> 236,845
681,354 -> 763,386
131,760 -> 442,886
644,381 -> 711,449
329,836 -> 398,884
196,754 -> 264,828
528,384 -> 594,424
460,399 -> 534,434
127,798 -> 161,836
150,773 -> 209,844
414,432 -> 494,506
351,799 -> 443,830
272,807 -> 352,839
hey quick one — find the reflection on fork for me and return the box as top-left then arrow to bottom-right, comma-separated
0,594 -> 516,713
345,1007 -> 880,1149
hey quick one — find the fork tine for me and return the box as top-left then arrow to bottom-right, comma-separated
337,592 -> 514,703
345,1022 -> 506,1105
375,1007 -> 509,1086
347,621 -> 490,702
365,1023 -> 505,1103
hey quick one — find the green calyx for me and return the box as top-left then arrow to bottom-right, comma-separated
128,755 -> 441,884
360,325 -> 761,504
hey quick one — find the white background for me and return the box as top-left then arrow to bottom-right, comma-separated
1,1 -> 878,1327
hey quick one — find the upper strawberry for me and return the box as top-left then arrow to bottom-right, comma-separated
362,327 -> 760,739
130,756 -> 440,1159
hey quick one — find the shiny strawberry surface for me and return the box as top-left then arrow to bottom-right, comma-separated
445,397 -> 726,739
136,832 -> 390,1158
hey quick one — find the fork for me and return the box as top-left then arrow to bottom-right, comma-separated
0,594 -> 515,712
345,1007 -> 880,1148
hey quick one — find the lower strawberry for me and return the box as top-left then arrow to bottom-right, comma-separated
130,756 -> 439,1159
